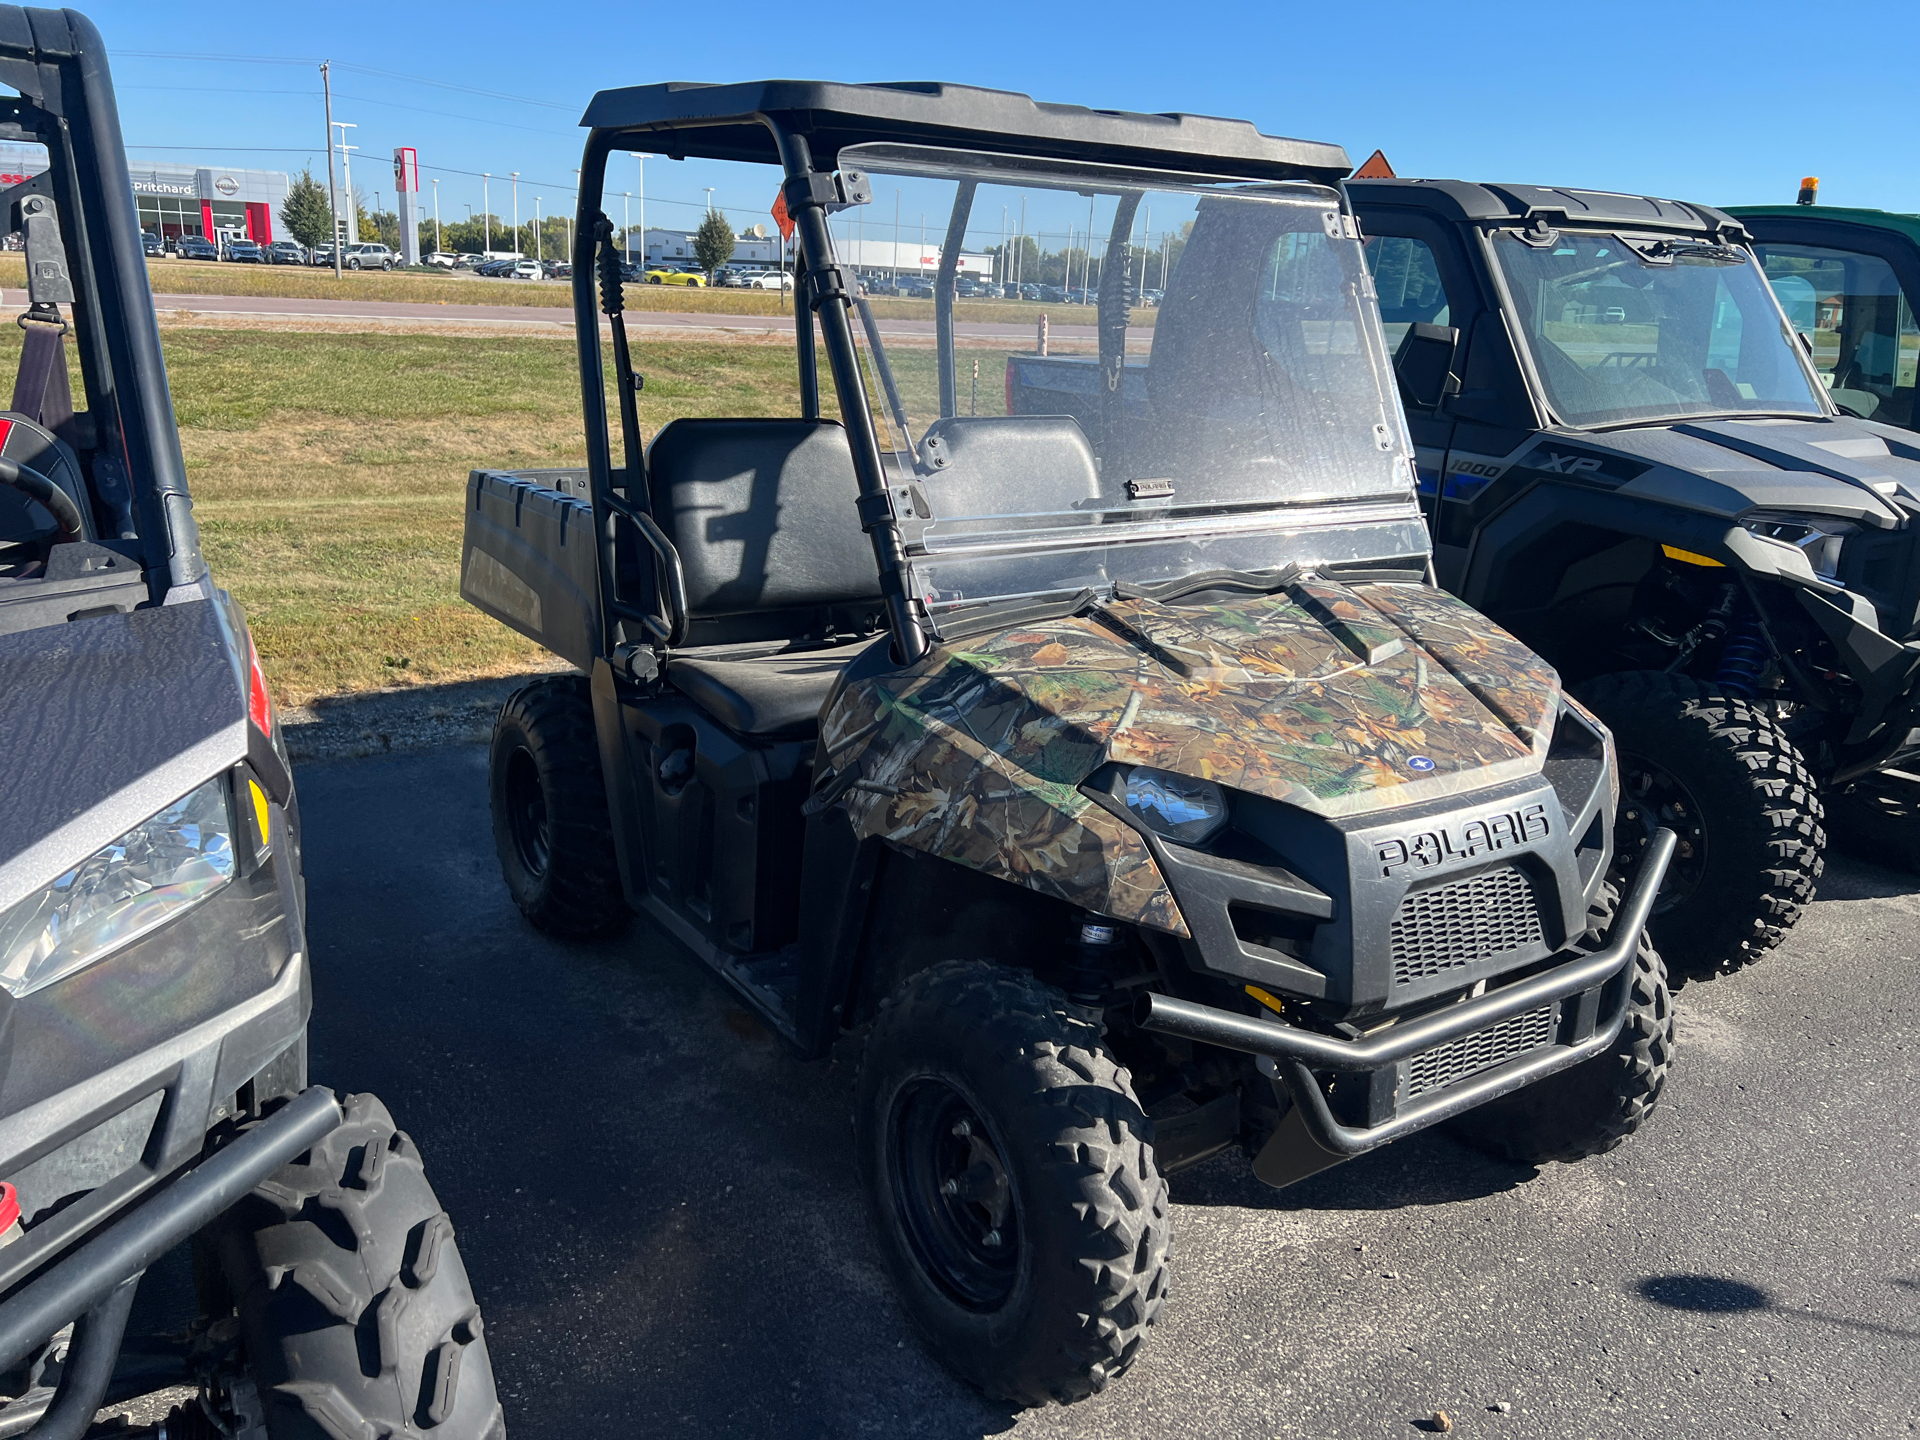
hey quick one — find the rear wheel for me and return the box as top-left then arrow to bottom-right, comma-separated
856,961 -> 1169,1406
488,675 -> 628,937
1576,671 -> 1822,979
198,1094 -> 506,1440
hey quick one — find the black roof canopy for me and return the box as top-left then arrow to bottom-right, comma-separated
1348,178 -> 1747,239
579,79 -> 1351,183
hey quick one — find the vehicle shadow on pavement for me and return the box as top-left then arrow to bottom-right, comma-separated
291,747 -> 1029,1440
1169,1129 -> 1535,1213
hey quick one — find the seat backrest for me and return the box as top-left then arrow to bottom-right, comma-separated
917,416 -> 1104,519
646,418 -> 881,627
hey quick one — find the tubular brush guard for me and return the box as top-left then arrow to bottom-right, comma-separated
1136,830 -> 1676,1173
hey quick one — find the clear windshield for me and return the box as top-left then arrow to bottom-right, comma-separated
1491,230 -> 1825,427
829,145 -> 1425,610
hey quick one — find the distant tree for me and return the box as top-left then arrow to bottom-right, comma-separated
693,208 -> 736,280
281,168 -> 333,249
369,210 -> 400,250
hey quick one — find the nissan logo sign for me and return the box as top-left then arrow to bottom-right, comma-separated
214,175 -> 238,197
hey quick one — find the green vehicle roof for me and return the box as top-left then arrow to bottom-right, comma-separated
1726,204 -> 1920,250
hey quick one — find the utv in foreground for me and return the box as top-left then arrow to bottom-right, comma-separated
466,81 -> 1676,1404
1349,178 -> 1920,977
0,12 -> 501,1437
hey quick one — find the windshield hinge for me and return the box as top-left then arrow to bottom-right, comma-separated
1321,210 -> 1360,241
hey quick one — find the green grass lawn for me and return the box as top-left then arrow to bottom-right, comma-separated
0,320 -> 1088,704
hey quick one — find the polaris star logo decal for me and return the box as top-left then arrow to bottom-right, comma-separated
1407,755 -> 1435,771
1375,803 -> 1550,878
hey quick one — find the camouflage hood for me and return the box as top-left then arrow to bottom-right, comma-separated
816,577 -> 1563,936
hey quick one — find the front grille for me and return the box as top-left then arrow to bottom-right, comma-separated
1404,1005 -> 1557,1099
1390,866 -> 1544,985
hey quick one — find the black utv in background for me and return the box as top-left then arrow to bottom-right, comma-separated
0,11 -> 501,1437
1349,179 -> 1920,978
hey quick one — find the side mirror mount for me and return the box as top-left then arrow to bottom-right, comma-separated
1393,323 -> 1460,411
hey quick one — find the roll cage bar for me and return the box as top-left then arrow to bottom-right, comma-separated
0,7 -> 201,596
568,81 -> 1353,668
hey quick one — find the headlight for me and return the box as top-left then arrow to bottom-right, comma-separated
1122,767 -> 1228,845
0,777 -> 235,998
1739,512 -> 1854,581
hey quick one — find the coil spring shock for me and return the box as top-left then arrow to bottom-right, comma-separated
1714,602 -> 1769,697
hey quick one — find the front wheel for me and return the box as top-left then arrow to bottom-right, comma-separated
198,1095 -> 506,1439
856,961 -> 1169,1406
1576,671 -> 1822,978
1448,901 -> 1674,1165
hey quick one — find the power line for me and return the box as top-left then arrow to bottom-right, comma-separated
117,52 -> 573,111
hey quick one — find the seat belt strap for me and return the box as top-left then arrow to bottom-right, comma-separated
11,312 -> 73,435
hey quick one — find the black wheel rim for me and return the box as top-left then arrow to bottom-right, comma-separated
1615,750 -> 1708,913
887,1078 -> 1019,1311
503,745 -> 551,879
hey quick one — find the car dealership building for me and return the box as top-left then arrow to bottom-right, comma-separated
0,142 -> 290,244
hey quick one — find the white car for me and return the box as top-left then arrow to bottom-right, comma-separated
510,260 -> 542,280
747,270 -> 794,290
424,252 -> 459,269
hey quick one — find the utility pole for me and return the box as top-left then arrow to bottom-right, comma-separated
320,62 -> 342,277
432,178 -> 440,253
623,193 -> 631,264
893,188 -> 900,284
482,173 -> 490,253
535,196 -> 542,271
633,153 -> 652,268
1017,194 -> 1026,290
511,172 -> 519,258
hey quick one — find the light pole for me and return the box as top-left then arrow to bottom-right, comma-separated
534,196 -> 542,271
623,193 -> 631,263
703,186 -> 714,213
432,178 -> 440,254
482,173 -> 490,253
331,120 -> 357,248
511,172 -> 519,258
892,188 -> 900,284
633,153 -> 653,268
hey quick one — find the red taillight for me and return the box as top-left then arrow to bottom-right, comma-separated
247,634 -> 274,736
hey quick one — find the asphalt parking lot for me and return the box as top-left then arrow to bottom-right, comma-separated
275,742 -> 1916,1440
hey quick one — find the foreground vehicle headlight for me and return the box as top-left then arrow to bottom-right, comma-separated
0,777 -> 235,998
1739,512 -> 1854,581
1123,767 -> 1228,845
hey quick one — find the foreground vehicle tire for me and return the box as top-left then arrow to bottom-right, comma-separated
1448,913 -> 1674,1165
202,1094 -> 507,1439
855,961 -> 1170,1407
1575,671 -> 1822,979
488,675 -> 628,937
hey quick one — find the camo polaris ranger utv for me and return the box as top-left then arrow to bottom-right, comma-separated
0,12 -> 502,1438
1349,177 -> 1920,977
463,81 -> 1676,1405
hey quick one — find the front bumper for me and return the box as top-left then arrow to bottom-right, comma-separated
0,1087 -> 342,1438
1137,829 -> 1675,1185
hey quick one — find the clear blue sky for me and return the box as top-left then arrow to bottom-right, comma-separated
92,0 -> 1919,234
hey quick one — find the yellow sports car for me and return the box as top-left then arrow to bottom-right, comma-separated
646,265 -> 707,286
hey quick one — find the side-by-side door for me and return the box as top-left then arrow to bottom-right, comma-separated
1360,211 -> 1540,593
1750,221 -> 1920,432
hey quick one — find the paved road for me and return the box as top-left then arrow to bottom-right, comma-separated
269,744 -> 1915,1440
121,290 -> 1125,343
